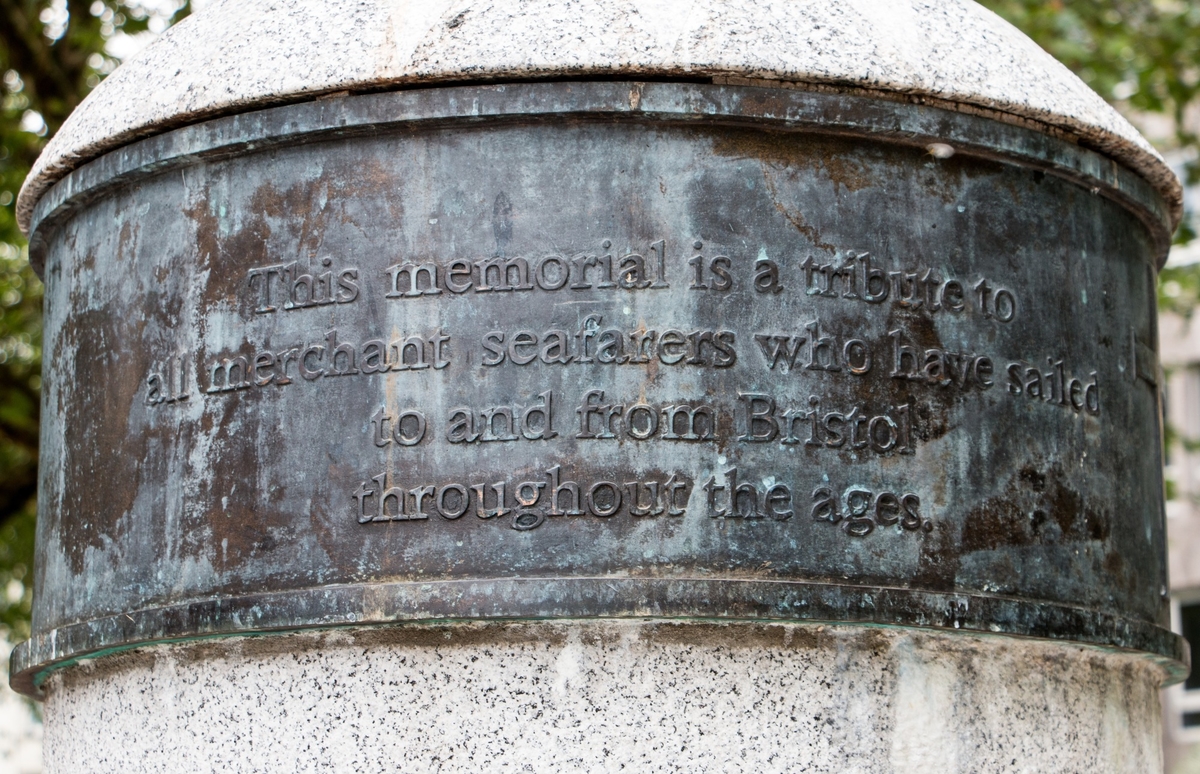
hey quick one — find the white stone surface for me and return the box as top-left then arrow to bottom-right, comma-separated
17,0 -> 1181,232
0,637 -> 43,774
42,622 -> 1165,773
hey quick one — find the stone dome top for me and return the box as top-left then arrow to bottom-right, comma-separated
17,0 -> 1182,232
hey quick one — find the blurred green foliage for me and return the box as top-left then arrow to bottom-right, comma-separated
979,1 -> 1200,181
1161,263 -> 1200,317
979,0 -> 1200,279
0,2 -> 1196,645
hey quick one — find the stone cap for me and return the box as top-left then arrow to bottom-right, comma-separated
16,0 -> 1183,233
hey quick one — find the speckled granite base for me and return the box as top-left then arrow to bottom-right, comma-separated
41,622 -> 1164,773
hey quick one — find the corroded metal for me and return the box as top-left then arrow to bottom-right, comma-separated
10,81 -> 1186,695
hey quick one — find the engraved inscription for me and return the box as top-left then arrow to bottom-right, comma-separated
148,224 -> 1107,546
447,392 -> 557,443
353,466 -> 692,529
384,238 -> 671,297
1006,360 -> 1101,414
145,351 -> 190,405
247,258 -> 361,313
576,391 -> 716,441
371,407 -> 428,447
700,469 -> 930,537
205,329 -> 451,393
797,252 -> 1017,322
753,323 -> 874,375
480,317 -> 736,368
809,484 -> 930,537
887,331 -> 994,390
737,394 -> 913,454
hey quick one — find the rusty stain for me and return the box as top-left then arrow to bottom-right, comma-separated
961,463 -> 1110,554
761,167 -> 838,254
712,130 -> 875,194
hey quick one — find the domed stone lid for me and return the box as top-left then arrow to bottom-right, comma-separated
16,0 -> 1182,232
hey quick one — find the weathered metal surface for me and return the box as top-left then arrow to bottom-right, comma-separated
10,82 -> 1186,695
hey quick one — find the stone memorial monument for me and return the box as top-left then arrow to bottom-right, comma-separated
9,0 -> 1189,770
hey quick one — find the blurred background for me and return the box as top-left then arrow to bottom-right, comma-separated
1,1 -> 1200,771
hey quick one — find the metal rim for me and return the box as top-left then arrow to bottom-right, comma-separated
10,577 -> 1188,697
25,80 -> 1174,273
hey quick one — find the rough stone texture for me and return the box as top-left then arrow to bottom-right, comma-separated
0,638 -> 41,774
42,622 -> 1165,773
16,0 -> 1181,233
